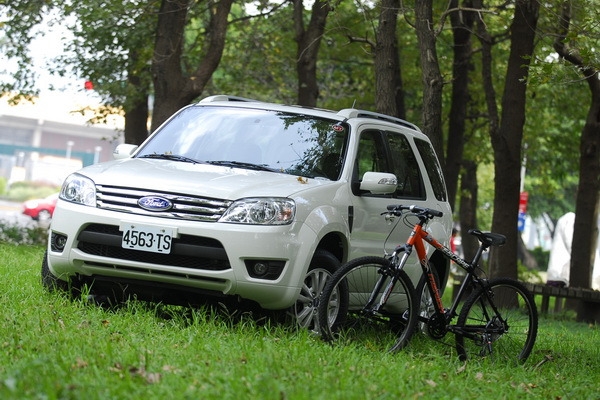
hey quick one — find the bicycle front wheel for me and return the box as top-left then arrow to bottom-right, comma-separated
317,256 -> 418,353
455,278 -> 538,363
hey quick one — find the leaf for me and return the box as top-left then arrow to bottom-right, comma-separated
425,379 -> 437,387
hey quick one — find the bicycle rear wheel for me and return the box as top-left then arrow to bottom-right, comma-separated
455,278 -> 538,363
317,256 -> 418,353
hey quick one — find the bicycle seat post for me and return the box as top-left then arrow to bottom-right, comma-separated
467,243 -> 488,271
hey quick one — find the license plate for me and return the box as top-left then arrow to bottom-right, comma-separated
120,223 -> 176,254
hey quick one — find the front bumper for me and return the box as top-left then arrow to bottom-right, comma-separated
47,201 -> 318,309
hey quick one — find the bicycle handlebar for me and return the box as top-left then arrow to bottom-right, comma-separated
386,204 -> 443,218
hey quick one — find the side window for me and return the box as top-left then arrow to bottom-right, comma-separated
356,130 -> 389,179
354,130 -> 424,199
387,132 -> 425,199
414,138 -> 448,202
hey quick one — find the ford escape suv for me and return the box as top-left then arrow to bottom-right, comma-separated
42,95 -> 452,329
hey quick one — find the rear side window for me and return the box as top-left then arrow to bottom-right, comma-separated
414,138 -> 448,202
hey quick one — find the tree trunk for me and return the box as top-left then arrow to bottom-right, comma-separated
374,0 -> 404,118
488,0 -> 539,280
150,0 -> 233,132
445,0 -> 475,210
459,160 -> 479,263
124,49 -> 149,145
124,93 -> 149,145
414,0 -> 444,166
454,159 -> 478,301
552,0 -> 600,323
293,0 -> 331,107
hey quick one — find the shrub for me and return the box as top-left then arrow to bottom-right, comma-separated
5,181 -> 60,202
0,219 -> 48,246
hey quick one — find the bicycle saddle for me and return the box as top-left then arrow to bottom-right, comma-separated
468,229 -> 506,247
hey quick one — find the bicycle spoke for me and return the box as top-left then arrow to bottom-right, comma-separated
317,256 -> 418,353
455,278 -> 538,364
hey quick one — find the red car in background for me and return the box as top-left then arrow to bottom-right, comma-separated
22,193 -> 59,221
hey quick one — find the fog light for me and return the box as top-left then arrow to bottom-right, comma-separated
244,259 -> 285,280
253,262 -> 269,276
51,233 -> 68,252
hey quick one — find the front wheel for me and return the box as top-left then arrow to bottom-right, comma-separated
292,250 -> 340,332
41,250 -> 71,293
455,278 -> 538,363
318,256 -> 418,353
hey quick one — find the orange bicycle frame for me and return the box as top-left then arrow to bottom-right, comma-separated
407,224 -> 445,312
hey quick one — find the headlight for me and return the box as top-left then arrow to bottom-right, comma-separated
219,198 -> 295,225
60,173 -> 96,206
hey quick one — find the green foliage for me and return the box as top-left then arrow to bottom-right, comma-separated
518,261 -> 544,284
0,0 -> 51,98
530,247 -> 551,272
1,244 -> 599,399
0,176 -> 6,195
4,181 -> 59,202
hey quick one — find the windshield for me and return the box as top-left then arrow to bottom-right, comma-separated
136,106 -> 349,180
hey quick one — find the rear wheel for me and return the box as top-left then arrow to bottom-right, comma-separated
318,256 -> 418,353
455,278 -> 538,363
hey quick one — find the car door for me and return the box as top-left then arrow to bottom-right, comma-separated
348,128 -> 429,260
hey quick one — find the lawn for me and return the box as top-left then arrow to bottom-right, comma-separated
1,243 -> 599,399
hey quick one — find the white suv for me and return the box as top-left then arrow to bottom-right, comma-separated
42,95 -> 452,328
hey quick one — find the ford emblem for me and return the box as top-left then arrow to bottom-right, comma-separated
138,196 -> 173,211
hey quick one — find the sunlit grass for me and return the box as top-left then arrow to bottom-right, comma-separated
1,243 -> 599,399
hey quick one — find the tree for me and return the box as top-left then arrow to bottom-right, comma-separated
292,0 -> 332,107
486,0 -> 540,280
150,0 -> 234,131
413,0 -> 445,165
59,1 -> 157,145
0,0 -> 52,101
553,0 -> 600,322
373,0 -> 405,117
445,1 -> 476,210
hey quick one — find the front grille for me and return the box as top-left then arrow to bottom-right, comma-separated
77,224 -> 230,271
96,185 -> 232,222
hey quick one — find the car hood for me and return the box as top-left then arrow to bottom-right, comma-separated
77,158 -> 336,200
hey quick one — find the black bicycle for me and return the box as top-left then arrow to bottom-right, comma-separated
318,204 -> 538,363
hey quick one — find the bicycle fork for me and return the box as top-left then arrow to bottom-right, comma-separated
366,249 -> 412,315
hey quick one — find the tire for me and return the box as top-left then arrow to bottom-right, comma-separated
318,256 -> 418,353
292,250 -> 340,332
455,277 -> 538,363
41,250 -> 70,293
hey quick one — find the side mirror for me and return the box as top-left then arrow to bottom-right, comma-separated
113,144 -> 139,160
359,172 -> 397,194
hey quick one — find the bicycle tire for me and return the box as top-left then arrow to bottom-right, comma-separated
455,277 -> 538,363
317,256 -> 418,353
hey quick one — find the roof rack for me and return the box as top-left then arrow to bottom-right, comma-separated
337,109 -> 421,132
199,95 -> 261,103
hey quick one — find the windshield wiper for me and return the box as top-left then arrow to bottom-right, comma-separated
206,160 -> 277,172
139,154 -> 203,164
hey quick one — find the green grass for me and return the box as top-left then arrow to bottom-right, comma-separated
1,243 -> 599,399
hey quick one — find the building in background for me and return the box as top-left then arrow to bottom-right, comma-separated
0,114 -> 122,187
